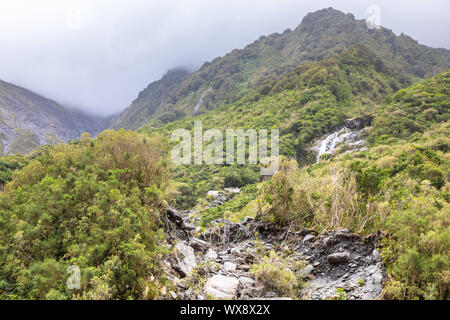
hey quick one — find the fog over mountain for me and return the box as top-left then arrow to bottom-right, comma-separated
0,0 -> 449,115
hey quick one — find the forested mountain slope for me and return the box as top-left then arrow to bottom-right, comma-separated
0,54 -> 447,301
112,68 -> 190,130
115,7 -> 450,129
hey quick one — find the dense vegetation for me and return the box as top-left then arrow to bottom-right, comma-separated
196,71 -> 449,299
172,164 -> 259,210
116,8 -> 449,128
142,46 -> 412,207
0,9 -> 448,300
0,130 -> 170,299
253,125 -> 449,299
370,70 -> 450,143
0,155 -> 27,188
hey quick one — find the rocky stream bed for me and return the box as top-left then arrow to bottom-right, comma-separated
161,190 -> 385,300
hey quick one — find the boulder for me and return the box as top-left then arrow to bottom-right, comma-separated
167,206 -> 184,225
183,222 -> 196,231
205,248 -> 218,260
303,234 -> 315,243
174,243 -> 197,276
207,190 -> 220,197
167,206 -> 195,231
327,252 -> 351,265
223,261 -> 237,272
205,275 -> 239,299
300,264 -> 314,278
239,277 -> 255,287
189,237 -> 210,252
344,115 -> 374,130
295,229 -> 317,237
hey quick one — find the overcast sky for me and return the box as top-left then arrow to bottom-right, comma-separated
0,0 -> 448,116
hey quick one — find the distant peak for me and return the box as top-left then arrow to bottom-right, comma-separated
305,7 -> 347,18
300,7 -> 354,27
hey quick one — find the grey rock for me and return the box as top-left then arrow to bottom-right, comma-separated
207,190 -> 220,197
183,222 -> 196,231
166,206 -> 184,226
264,292 -> 277,298
344,115 -> 374,130
295,229 -> 316,237
174,243 -> 197,276
205,248 -> 218,260
205,275 -> 239,299
303,234 -> 315,243
300,264 -> 314,278
223,261 -> 237,272
230,247 -> 241,255
372,248 -> 381,260
323,236 -> 334,247
238,264 -> 251,271
327,252 -> 351,265
189,238 -> 210,252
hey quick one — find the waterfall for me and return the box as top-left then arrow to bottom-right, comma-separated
193,88 -> 212,114
314,127 -> 366,163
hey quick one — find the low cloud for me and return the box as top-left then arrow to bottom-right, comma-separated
0,0 -> 448,116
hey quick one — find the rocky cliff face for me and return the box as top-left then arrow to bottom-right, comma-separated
0,79 -> 106,155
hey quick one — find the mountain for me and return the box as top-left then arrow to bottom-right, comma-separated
0,58 -> 447,300
114,7 -> 450,129
143,45 -> 414,209
145,46 -> 413,156
112,68 -> 190,130
0,79 -> 106,155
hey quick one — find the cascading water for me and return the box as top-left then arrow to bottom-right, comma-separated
313,127 -> 367,163
193,88 -> 212,114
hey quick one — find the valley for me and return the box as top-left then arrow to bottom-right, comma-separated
0,7 -> 448,301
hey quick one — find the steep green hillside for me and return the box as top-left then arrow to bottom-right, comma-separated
0,79 -> 107,155
112,68 -> 190,130
117,8 -> 450,129
193,69 -> 450,299
370,69 -> 450,143
0,53 -> 447,301
140,46 -> 412,208
144,46 -> 411,157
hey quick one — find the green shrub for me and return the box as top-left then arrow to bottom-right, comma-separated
0,130 -> 170,299
250,250 -> 302,297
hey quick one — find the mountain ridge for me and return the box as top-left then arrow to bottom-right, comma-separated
112,68 -> 190,130
0,78 -> 109,155
113,7 -> 450,130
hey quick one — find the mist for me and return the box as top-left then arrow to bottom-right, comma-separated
0,0 -> 448,116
